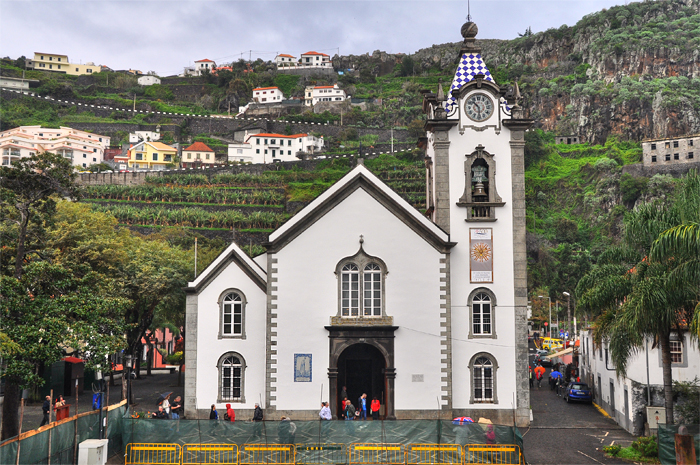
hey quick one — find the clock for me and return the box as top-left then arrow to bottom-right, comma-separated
464,93 -> 494,122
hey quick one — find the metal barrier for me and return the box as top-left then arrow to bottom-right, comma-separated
240,444 -> 295,465
125,443 -> 182,465
405,444 -> 463,465
349,444 -> 404,465
295,444 -> 346,465
463,444 -> 522,465
182,444 -> 238,465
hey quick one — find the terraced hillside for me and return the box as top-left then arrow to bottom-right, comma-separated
80,154 -> 426,253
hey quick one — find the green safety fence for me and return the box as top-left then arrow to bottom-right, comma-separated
120,419 -> 525,461
658,424 -> 700,465
0,404 -> 126,465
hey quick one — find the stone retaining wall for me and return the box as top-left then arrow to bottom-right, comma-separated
622,161 -> 700,178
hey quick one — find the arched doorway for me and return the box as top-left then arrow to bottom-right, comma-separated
337,344 -> 385,418
326,325 -> 397,420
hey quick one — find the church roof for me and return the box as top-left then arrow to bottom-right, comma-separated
445,53 -> 495,114
267,164 -> 453,253
186,240 -> 266,294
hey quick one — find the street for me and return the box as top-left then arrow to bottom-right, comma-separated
523,342 -> 635,464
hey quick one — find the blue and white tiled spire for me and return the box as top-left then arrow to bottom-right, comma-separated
445,53 -> 495,114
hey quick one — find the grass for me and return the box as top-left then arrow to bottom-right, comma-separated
120,223 -> 274,233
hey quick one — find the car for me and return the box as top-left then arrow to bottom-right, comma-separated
564,382 -> 592,403
537,356 -> 553,367
536,349 -> 549,357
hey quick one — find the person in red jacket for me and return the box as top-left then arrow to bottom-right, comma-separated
225,404 -> 235,422
370,397 -> 381,420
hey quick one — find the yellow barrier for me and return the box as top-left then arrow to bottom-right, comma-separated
295,444 -> 346,465
405,444 -> 462,465
240,444 -> 295,465
349,444 -> 404,465
463,444 -> 522,465
125,443 -> 181,465
182,444 -> 238,465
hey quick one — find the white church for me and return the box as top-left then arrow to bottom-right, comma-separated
184,20 -> 532,425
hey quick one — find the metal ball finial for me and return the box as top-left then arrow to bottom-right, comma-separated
461,21 -> 478,39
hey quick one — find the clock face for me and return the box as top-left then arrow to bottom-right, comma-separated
464,93 -> 494,122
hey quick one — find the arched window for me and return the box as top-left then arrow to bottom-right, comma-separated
218,352 -> 245,402
472,293 -> 491,335
363,263 -> 382,316
468,288 -> 497,339
219,290 -> 246,339
469,352 -> 498,404
341,263 -> 360,316
336,247 -> 387,320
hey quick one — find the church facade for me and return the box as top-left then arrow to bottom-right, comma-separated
184,21 -> 532,426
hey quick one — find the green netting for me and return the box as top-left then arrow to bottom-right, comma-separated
658,424 -> 700,465
0,405 -> 127,465
120,419 -> 524,460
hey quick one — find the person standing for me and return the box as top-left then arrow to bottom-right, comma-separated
358,393 -> 367,420
40,396 -> 51,426
345,401 -> 355,420
319,402 -> 332,420
209,404 -> 219,420
225,404 -> 236,422
341,397 -> 348,419
170,396 -> 182,420
370,397 -> 380,420
161,393 -> 171,419
253,403 -> 264,421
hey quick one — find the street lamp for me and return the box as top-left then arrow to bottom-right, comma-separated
538,295 -> 552,339
563,292 -> 572,341
124,354 -> 133,411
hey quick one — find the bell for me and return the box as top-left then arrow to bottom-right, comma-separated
473,182 -> 487,198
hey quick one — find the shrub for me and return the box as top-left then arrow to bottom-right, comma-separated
631,436 -> 658,458
620,173 -> 648,204
602,444 -> 621,456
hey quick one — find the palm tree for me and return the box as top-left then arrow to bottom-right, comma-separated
577,172 -> 700,425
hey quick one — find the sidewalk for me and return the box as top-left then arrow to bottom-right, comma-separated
1,371 -> 185,435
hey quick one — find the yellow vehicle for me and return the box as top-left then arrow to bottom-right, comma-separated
542,337 -> 564,350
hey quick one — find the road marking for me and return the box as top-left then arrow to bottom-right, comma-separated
604,432 -> 609,437
577,450 -> 605,464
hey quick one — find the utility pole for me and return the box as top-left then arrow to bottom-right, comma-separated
538,295 -> 552,339
563,291 -> 571,341
391,126 -> 394,154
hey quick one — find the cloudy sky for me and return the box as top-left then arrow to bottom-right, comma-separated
2,0 -> 628,76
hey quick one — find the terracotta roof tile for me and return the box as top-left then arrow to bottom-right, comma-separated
184,141 -> 215,152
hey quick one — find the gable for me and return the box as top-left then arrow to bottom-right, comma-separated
267,165 -> 453,253
186,241 -> 266,294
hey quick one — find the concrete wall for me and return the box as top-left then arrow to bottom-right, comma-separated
622,161 -> 700,178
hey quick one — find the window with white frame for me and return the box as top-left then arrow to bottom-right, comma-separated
670,340 -> 683,363
217,352 -> 245,402
468,288 -> 497,338
470,353 -> 498,404
219,291 -> 245,338
337,250 -> 386,319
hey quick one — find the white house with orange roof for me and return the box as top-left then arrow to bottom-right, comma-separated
275,54 -> 297,68
227,132 -> 323,164
252,87 -> 285,103
0,125 -> 109,168
194,59 -> 217,76
305,84 -> 347,106
300,51 -> 331,68
182,141 -> 217,168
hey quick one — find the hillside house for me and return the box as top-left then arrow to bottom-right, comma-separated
300,51 -> 331,68
642,134 -> 699,166
0,76 -> 39,91
555,135 -> 580,145
253,87 -> 285,103
138,75 -> 161,86
275,54 -> 297,68
127,141 -> 177,170
0,125 -> 109,168
129,131 -> 161,143
182,141 -> 216,167
227,132 -> 323,164
194,59 -> 216,76
31,53 -> 102,75
579,329 -> 700,434
305,84 -> 347,106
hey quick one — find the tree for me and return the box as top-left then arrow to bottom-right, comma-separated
0,152 -> 77,279
577,173 -> 700,425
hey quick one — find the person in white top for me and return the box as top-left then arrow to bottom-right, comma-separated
319,402 -> 332,420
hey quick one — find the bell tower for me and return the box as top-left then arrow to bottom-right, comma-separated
422,19 -> 533,426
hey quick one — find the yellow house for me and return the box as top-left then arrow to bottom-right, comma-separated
128,141 -> 177,170
32,53 -> 102,76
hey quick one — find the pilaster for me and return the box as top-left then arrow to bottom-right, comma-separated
184,293 -> 198,418
432,128 -> 452,234
265,254 -> 278,411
